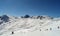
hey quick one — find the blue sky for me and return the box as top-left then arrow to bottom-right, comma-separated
0,0 -> 60,17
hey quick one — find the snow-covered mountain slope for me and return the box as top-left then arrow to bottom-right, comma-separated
0,15 -> 60,36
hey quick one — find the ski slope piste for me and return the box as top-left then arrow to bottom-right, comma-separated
0,15 -> 60,36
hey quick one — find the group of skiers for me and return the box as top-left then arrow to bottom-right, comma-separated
40,26 -> 60,31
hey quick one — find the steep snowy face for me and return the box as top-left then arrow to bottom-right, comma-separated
0,15 -> 60,36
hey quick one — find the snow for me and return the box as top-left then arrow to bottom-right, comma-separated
0,15 -> 60,36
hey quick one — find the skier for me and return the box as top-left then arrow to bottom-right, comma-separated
12,31 -> 14,34
58,26 -> 60,29
50,28 -> 52,30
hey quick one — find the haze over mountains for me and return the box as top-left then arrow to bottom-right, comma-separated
0,15 -> 60,36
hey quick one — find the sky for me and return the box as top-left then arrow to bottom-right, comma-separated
0,0 -> 60,17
